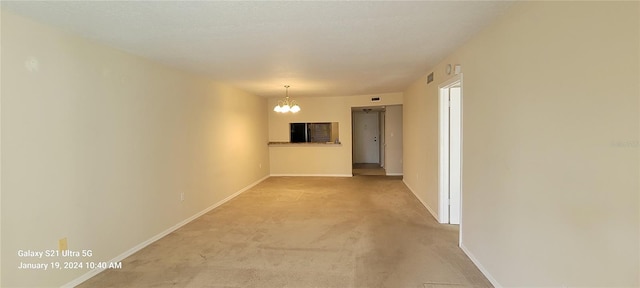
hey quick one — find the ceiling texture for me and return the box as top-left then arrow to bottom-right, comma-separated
2,1 -> 513,98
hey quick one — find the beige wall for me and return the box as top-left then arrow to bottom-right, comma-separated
403,1 -> 639,286
1,11 -> 269,287
384,105 -> 403,175
268,93 -> 402,176
403,72 -> 439,217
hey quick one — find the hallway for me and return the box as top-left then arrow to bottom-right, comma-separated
79,176 -> 490,287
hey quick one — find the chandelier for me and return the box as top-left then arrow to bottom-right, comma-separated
273,85 -> 300,113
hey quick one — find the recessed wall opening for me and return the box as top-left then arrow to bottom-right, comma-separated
351,105 -> 402,177
439,74 -> 463,228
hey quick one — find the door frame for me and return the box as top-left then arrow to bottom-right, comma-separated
438,74 -> 463,227
379,111 -> 386,168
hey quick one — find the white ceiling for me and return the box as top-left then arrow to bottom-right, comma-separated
2,1 -> 513,98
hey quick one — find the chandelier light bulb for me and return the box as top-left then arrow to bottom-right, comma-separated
273,85 -> 300,114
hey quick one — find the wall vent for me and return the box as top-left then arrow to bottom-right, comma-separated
427,72 -> 434,84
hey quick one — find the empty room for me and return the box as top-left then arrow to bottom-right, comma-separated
1,1 -> 638,287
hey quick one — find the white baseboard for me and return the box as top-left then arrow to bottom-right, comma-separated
385,172 -> 403,176
460,243 -> 501,288
402,180 -> 499,286
270,174 -> 353,177
62,175 -> 270,288
402,179 -> 440,222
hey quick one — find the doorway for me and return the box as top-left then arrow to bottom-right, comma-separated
352,107 -> 384,176
439,75 -> 462,225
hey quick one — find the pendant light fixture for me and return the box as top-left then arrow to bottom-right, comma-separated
273,85 -> 300,113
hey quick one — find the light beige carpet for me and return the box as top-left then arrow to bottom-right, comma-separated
78,176 -> 492,288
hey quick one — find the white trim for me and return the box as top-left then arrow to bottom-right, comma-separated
270,174 -> 353,177
458,75 -> 465,244
438,82 -> 450,224
402,179 -> 439,222
456,75 -> 465,243
62,175 -> 270,288
460,243 -> 502,288
385,173 -> 403,176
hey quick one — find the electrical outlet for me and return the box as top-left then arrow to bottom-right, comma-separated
59,237 -> 68,251
180,192 -> 184,202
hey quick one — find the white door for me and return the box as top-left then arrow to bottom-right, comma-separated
448,87 -> 461,224
353,111 -> 380,163
439,75 -> 462,225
